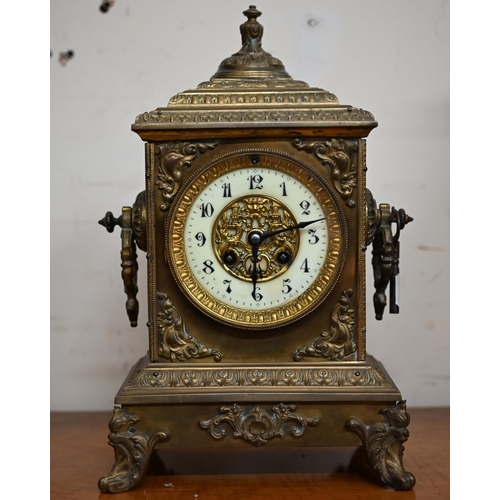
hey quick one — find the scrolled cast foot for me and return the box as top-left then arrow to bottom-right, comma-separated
98,407 -> 170,493
345,401 -> 416,490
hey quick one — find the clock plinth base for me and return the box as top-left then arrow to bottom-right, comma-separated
98,354 -> 414,492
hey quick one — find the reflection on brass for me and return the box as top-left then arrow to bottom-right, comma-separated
155,141 -> 219,211
292,138 -> 358,207
345,401 -> 416,490
199,403 -> 319,446
213,196 -> 299,282
98,407 -> 170,493
371,203 -> 413,320
294,289 -> 356,361
157,292 -> 223,363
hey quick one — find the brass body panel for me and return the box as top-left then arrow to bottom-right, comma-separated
145,137 -> 367,363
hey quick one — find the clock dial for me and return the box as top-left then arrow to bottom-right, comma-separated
166,151 -> 347,329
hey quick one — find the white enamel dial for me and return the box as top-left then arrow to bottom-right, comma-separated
167,152 -> 346,329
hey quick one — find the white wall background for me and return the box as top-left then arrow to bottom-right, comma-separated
50,0 -> 449,411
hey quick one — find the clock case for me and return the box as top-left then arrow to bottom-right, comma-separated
98,6 -> 414,493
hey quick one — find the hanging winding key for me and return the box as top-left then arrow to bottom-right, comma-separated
368,193 -> 413,321
98,192 -> 147,327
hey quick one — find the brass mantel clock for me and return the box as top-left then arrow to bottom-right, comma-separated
98,6 -> 414,493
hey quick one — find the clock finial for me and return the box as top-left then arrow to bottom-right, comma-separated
240,5 -> 263,50
211,5 -> 291,80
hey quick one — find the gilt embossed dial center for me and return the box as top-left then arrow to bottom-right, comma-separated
213,196 -> 299,283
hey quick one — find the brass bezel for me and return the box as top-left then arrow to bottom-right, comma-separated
165,150 -> 347,329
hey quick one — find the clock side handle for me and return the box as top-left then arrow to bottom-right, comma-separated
366,191 -> 413,321
99,191 -> 147,327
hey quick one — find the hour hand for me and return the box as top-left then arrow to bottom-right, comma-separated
250,242 -> 260,299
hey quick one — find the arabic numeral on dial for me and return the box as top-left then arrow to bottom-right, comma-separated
202,260 -> 215,274
195,232 -> 206,246
300,200 -> 310,215
308,229 -> 319,244
222,183 -> 232,198
282,278 -> 292,294
279,182 -> 288,196
248,174 -> 263,190
300,258 -> 310,273
199,203 -> 214,217
223,279 -> 232,294
252,287 -> 263,301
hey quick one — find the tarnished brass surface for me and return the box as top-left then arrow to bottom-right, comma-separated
346,401 -> 416,490
157,292 -> 223,363
114,353 -> 401,405
292,138 -> 359,208
98,5 -> 414,493
199,403 -> 319,446
96,397 -> 413,492
293,288 -> 356,361
154,142 -> 219,212
139,137 -> 359,363
357,141 -> 367,360
98,407 -> 170,493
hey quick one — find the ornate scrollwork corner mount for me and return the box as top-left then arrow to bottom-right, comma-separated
157,292 -> 223,363
199,403 -> 319,447
98,407 -> 170,493
345,401 -> 416,490
155,141 -> 219,212
292,138 -> 358,207
293,289 -> 356,361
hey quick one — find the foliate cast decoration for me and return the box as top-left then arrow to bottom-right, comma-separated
292,138 -> 358,207
214,195 -> 299,282
127,365 -> 386,389
157,292 -> 223,362
155,141 -> 219,211
134,108 -> 375,126
345,401 -> 416,490
199,403 -> 319,446
196,79 -> 310,89
98,407 -> 170,493
293,289 -> 356,361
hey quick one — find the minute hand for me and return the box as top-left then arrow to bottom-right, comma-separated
260,217 -> 326,241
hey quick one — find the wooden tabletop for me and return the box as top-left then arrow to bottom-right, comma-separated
51,408 -> 449,499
